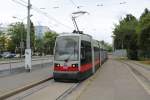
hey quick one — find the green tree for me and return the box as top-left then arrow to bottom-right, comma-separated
43,31 -> 58,54
8,22 -> 26,53
0,31 -> 6,52
8,20 -> 35,54
113,14 -> 138,59
137,8 -> 150,58
100,40 -> 112,52
35,37 -> 44,55
30,20 -> 35,52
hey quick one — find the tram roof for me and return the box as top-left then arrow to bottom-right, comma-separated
58,32 -> 92,38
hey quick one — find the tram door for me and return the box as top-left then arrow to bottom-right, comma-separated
80,40 -> 92,76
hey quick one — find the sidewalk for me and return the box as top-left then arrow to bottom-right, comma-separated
0,65 -> 53,99
77,59 -> 150,100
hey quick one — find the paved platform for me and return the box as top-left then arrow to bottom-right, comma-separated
0,59 -> 52,71
77,59 -> 150,100
0,64 -> 53,98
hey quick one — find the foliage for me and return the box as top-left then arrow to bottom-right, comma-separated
34,31 -> 58,55
8,22 -> 26,53
113,8 -> 150,60
0,31 -> 6,52
8,20 -> 35,54
100,40 -> 112,52
30,21 -> 35,51
34,37 -> 44,55
113,14 -> 138,59
137,9 -> 150,58
43,31 -> 58,54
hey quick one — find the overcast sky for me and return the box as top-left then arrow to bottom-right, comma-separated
0,0 -> 150,44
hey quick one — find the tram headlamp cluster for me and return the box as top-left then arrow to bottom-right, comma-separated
55,63 -> 60,67
72,64 -> 78,67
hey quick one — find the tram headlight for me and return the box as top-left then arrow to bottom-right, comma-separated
55,63 -> 60,67
72,64 -> 78,67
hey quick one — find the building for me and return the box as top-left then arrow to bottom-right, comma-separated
0,26 -> 8,33
34,26 -> 51,38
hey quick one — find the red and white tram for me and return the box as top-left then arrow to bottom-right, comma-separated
53,32 -> 107,81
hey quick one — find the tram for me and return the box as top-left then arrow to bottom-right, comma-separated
53,32 -> 107,81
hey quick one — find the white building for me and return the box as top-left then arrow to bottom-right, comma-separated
0,27 -> 8,33
34,26 -> 51,38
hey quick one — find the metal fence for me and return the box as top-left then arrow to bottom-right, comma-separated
0,56 -> 53,76
113,49 -> 127,58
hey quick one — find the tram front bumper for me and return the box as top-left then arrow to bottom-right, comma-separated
53,71 -> 80,80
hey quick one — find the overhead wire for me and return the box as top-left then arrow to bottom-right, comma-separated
12,0 -> 27,7
32,7 -> 73,30
18,0 -> 27,4
12,0 -> 73,30
69,0 -> 77,8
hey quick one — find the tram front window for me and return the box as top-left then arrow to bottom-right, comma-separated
55,36 -> 79,61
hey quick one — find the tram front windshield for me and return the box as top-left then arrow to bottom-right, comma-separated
55,36 -> 79,61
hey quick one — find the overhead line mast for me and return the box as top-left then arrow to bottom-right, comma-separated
25,0 -> 32,72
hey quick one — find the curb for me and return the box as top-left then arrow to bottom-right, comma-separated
0,76 -> 53,100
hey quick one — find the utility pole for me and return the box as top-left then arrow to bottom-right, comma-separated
27,0 -> 31,49
25,0 -> 32,72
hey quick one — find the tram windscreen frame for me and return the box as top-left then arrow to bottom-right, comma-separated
54,36 -> 79,61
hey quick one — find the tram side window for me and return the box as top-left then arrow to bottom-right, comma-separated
94,47 -> 100,61
81,41 -> 92,64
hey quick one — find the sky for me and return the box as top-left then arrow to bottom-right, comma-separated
0,0 -> 150,44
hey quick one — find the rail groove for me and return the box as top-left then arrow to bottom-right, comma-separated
56,83 -> 80,100
0,77 -> 53,100
119,60 -> 150,95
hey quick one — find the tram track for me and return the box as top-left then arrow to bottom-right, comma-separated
6,78 -> 81,100
55,83 -> 80,100
7,79 -> 54,100
1,77 -> 53,100
119,60 -> 150,95
129,61 -> 150,71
